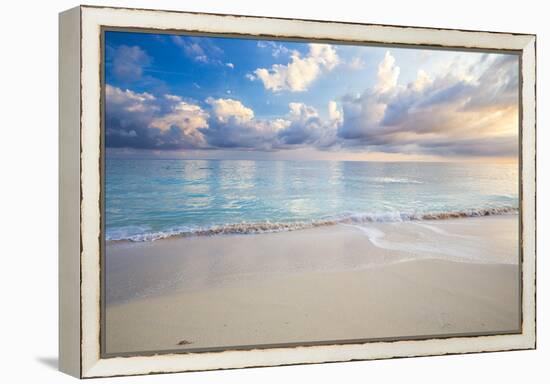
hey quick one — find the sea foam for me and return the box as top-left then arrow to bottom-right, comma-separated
106,206 -> 518,242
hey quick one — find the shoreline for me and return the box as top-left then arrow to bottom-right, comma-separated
106,208 -> 519,243
105,215 -> 520,354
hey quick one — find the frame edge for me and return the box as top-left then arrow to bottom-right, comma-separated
77,6 -> 538,378
59,5 -> 82,379
520,34 -> 537,350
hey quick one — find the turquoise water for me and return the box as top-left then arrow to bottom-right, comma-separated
105,159 -> 518,241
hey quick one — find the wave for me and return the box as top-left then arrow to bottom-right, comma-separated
369,177 -> 423,184
106,206 -> 518,242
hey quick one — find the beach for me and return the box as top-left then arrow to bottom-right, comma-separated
105,215 -> 520,354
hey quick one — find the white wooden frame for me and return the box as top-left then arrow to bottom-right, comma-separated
59,5 -> 536,378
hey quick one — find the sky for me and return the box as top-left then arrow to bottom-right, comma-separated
104,31 -> 519,162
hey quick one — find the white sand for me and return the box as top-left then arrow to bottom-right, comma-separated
105,215 -> 520,354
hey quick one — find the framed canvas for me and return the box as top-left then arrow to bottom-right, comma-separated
59,5 -> 536,378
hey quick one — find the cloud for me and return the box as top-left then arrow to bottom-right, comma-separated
171,36 -> 224,65
148,95 -> 209,148
110,45 -> 151,82
462,55 -> 519,111
202,99 -> 341,149
105,85 -> 341,151
206,97 -> 254,124
203,98 -> 289,149
105,50 -> 518,159
278,102 -> 342,147
347,57 -> 366,70
278,103 -> 324,145
328,100 -> 343,123
337,51 -> 519,158
226,62 -> 234,69
375,51 -> 400,94
252,43 -> 339,92
105,85 -> 209,150
257,41 -> 292,57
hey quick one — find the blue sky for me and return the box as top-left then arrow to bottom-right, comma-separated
105,31 -> 519,162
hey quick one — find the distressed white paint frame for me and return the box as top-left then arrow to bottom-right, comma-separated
59,5 -> 536,378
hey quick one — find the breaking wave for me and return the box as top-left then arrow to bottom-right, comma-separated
106,206 -> 518,242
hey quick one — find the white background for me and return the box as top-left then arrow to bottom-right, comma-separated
0,0 -> 547,382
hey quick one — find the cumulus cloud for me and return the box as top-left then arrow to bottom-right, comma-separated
149,95 -> 209,148
278,103 -> 324,145
204,98 -> 289,149
277,101 -> 343,148
252,44 -> 339,92
328,101 -> 343,124
375,51 -> 400,94
337,51 -> 519,158
200,99 -> 340,149
206,98 -> 254,124
110,45 -> 151,82
105,85 -> 209,150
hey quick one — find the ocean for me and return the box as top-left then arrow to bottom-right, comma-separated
105,159 -> 519,242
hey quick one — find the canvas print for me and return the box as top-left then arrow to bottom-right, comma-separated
103,30 -> 520,355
